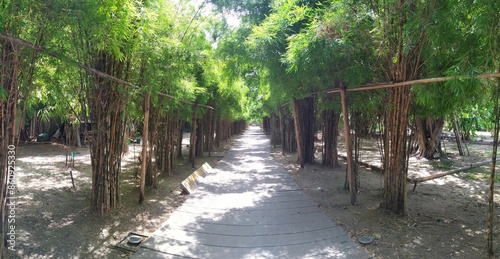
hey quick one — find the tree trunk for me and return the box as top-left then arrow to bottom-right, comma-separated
379,0 -> 431,215
451,116 -> 465,156
146,104 -> 158,188
414,116 -> 444,159
340,83 -> 356,205
195,118 -> 203,157
382,85 -> 412,215
279,106 -> 286,155
89,51 -> 127,213
270,112 -> 281,147
138,92 -> 150,203
292,97 -> 315,167
487,72 -> 500,255
204,107 -> 214,153
0,39 -> 20,257
282,107 -> 297,153
177,120 -> 183,159
215,113 -> 221,148
189,103 -> 198,168
322,109 -> 340,167
262,117 -> 270,133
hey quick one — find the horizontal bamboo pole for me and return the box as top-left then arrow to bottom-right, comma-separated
327,73 -> 500,94
0,33 -> 214,110
410,158 -> 500,191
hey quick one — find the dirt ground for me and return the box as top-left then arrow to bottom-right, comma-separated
272,132 -> 500,259
7,130 -> 500,259
7,135 -> 234,259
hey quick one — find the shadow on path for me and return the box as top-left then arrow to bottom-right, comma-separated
132,126 -> 373,258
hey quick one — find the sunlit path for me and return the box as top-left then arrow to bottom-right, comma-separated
133,126 -> 373,258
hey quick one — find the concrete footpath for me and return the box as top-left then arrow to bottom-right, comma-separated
132,126 -> 373,258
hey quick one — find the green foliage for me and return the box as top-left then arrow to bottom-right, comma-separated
6,0 -> 500,132
0,87 -> 7,102
209,0 -> 272,25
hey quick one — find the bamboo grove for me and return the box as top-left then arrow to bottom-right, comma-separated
2,0 -> 500,256
234,0 -> 500,212
0,0 -> 249,256
218,0 -> 500,248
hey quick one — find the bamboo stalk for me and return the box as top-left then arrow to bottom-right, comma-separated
292,98 -> 305,167
138,92 -> 150,204
487,71 -> 500,255
328,73 -> 500,93
340,82 -> 356,205
189,102 -> 198,168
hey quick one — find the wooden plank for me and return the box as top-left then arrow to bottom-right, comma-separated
180,162 -> 213,194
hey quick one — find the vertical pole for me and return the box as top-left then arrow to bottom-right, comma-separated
487,71 -> 500,255
340,81 -> 356,205
279,105 -> 285,155
207,107 -> 213,157
189,102 -> 198,168
138,92 -> 150,204
292,98 -> 304,167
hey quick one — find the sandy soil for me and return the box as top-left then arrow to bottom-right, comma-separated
7,130 -> 500,259
7,135 -> 234,259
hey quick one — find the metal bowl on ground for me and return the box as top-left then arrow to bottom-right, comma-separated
358,236 -> 373,244
127,235 -> 142,245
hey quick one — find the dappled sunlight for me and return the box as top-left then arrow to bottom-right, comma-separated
231,135 -> 269,151
135,126 -> 371,258
12,142 -> 204,258
184,192 -> 265,210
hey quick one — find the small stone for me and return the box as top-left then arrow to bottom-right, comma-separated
374,233 -> 382,239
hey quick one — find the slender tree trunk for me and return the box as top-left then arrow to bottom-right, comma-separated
189,103 -> 198,168
270,112 -> 281,147
279,106 -> 286,155
215,113 -> 221,148
205,108 -> 214,153
262,117 -> 270,133
146,105 -> 158,188
208,108 -> 215,154
292,97 -> 315,167
383,85 -> 412,215
452,116 -> 465,156
379,0 -> 431,215
138,92 -> 150,204
283,109 -> 297,153
89,52 -> 127,214
322,109 -> 340,167
0,39 -> 19,257
340,83 -> 356,205
177,120 -> 183,159
292,98 -> 305,167
487,72 -> 500,255
304,98 -> 315,164
195,118 -> 203,157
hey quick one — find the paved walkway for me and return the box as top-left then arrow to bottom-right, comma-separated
132,126 -> 373,258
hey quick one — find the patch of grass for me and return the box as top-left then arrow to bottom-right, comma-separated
457,166 -> 500,183
430,159 -> 454,170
